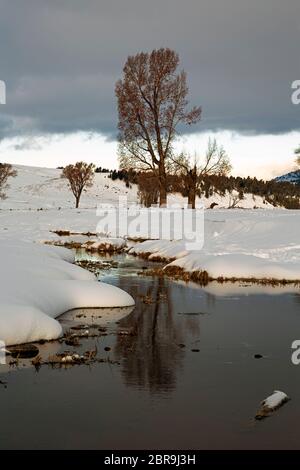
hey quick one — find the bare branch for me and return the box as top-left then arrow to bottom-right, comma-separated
115,48 -> 201,206
0,163 -> 17,200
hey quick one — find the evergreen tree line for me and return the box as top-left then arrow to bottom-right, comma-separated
109,169 -> 300,209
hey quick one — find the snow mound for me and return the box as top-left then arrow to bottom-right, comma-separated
0,240 -> 134,346
131,210 -> 300,281
167,253 -> 300,280
0,305 -> 63,347
83,238 -> 126,251
129,239 -> 188,260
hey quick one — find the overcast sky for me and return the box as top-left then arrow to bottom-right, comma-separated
1,0 -> 300,178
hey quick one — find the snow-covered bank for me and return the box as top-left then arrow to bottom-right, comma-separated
1,204 -> 300,281
0,240 -> 134,346
1,165 -> 300,285
167,253 -> 300,281
48,234 -> 127,252
130,210 -> 300,282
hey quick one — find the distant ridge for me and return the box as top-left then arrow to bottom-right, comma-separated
274,170 -> 300,184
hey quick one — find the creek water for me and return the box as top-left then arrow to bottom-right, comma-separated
0,251 -> 300,449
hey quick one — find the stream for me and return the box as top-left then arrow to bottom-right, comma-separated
0,250 -> 300,449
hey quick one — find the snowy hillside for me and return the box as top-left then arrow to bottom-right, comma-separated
2,165 -> 276,210
2,165 -> 138,209
274,169 -> 300,184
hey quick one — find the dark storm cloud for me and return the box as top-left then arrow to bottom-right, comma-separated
0,0 -> 300,139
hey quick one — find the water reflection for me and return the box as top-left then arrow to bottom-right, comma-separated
102,272 -> 202,395
77,250 -> 300,404
60,306 -> 135,329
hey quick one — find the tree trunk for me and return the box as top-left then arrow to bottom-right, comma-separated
159,184 -> 167,207
186,169 -> 197,209
75,188 -> 83,208
188,188 -> 196,209
158,165 -> 167,207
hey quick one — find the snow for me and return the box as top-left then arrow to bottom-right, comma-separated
1,167 -> 300,283
1,165 -> 300,348
130,210 -> 300,281
46,234 -> 126,251
261,391 -> 289,411
168,253 -> 300,281
129,239 -> 188,261
167,190 -> 276,209
2,165 -> 137,210
3,165 -> 276,210
0,240 -> 134,346
83,238 -> 126,251
275,170 -> 300,184
255,390 -> 289,419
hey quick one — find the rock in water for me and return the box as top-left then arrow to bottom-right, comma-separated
255,390 -> 289,420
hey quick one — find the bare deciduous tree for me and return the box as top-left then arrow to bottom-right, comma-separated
61,162 -> 95,208
0,163 -> 17,200
173,138 -> 231,208
115,48 -> 201,206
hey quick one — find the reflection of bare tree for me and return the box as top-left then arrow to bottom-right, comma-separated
114,276 -> 200,395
